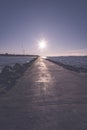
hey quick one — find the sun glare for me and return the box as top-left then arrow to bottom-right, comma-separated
38,39 -> 47,49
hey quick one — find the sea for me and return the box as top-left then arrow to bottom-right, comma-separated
47,56 -> 87,72
0,56 -> 36,72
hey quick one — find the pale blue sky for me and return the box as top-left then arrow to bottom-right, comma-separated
0,0 -> 87,56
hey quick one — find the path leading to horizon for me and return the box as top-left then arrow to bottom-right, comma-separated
0,58 -> 87,130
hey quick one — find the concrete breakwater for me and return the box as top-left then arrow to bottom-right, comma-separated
0,57 -> 37,94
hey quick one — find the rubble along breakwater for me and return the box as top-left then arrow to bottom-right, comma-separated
47,58 -> 87,73
0,57 -> 37,94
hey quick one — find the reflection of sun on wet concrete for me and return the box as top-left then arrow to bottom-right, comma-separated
35,58 -> 53,93
36,59 -> 52,83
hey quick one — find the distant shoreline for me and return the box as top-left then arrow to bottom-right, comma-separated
0,54 -> 38,57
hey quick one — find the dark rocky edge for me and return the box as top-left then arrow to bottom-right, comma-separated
0,57 -> 37,94
47,59 -> 87,73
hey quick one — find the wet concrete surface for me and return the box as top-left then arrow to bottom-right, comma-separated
0,58 -> 87,130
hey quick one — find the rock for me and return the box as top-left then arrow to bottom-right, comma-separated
0,59 -> 37,93
13,63 -> 24,74
1,65 -> 13,75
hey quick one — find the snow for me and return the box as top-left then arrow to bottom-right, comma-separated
0,56 -> 36,72
47,56 -> 87,72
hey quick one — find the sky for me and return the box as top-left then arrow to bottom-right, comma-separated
0,0 -> 87,56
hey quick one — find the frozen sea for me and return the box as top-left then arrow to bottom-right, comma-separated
47,56 -> 87,73
0,56 -> 36,72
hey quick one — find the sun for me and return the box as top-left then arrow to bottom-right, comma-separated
38,39 -> 47,49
